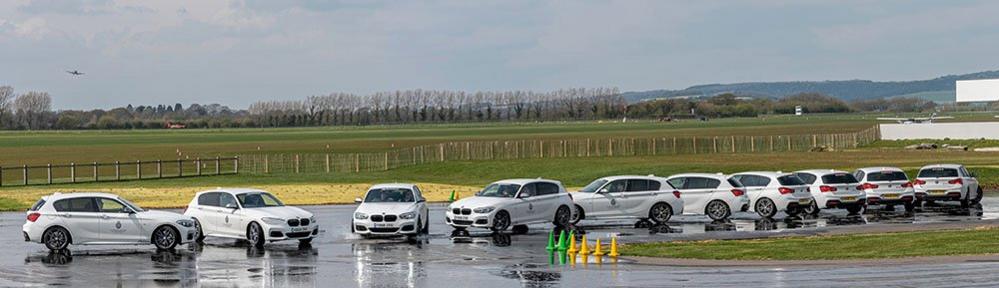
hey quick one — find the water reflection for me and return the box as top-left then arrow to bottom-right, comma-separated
495,264 -> 561,288
351,241 -> 427,288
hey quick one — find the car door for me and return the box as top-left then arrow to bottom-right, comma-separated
219,193 -> 245,237
193,192 -> 223,235
590,179 -> 628,218
620,179 -> 654,215
675,177 -> 718,214
734,175 -> 766,204
532,182 -> 563,223
413,186 -> 429,224
52,197 -> 102,243
510,183 -> 537,224
96,197 -> 144,243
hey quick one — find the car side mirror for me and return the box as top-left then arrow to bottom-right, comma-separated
417,198 -> 426,203
598,188 -> 610,193
224,203 -> 238,209
354,198 -> 363,204
519,192 -> 533,199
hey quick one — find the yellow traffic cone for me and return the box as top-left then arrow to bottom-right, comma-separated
567,232 -> 578,254
578,235 -> 590,255
608,236 -> 619,257
592,238 -> 605,256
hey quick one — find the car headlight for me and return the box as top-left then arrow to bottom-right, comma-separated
310,216 -> 316,224
399,211 -> 417,219
176,219 -> 195,227
473,206 -> 495,213
261,217 -> 285,225
354,212 -> 368,220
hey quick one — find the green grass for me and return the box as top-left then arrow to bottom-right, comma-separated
621,228 -> 999,260
0,197 -> 24,211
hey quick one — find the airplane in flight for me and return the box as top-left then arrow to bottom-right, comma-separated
876,112 -> 953,124
66,70 -> 84,76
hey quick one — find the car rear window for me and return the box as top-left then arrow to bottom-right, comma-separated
866,171 -> 908,182
727,178 -> 744,188
29,199 -> 46,211
777,175 -> 806,186
918,168 -> 959,178
821,173 -> 858,184
794,173 -> 817,184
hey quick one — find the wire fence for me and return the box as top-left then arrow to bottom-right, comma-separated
238,125 -> 881,174
0,157 -> 239,187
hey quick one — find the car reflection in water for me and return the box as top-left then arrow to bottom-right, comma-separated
23,248 -> 199,287
450,231 -> 514,247
495,264 -> 561,288
352,240 -> 429,288
191,240 -> 319,287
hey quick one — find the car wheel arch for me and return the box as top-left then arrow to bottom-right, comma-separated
43,225 -> 73,244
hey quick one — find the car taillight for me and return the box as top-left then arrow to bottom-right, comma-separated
914,179 -> 926,185
778,187 -> 793,195
731,189 -> 745,197
673,191 -> 681,198
27,213 -> 40,222
860,183 -> 878,190
819,185 -> 837,192
901,182 -> 913,188
948,178 -> 963,185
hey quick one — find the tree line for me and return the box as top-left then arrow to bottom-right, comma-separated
625,92 -> 940,119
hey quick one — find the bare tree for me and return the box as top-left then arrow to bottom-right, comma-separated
0,86 -> 14,128
14,91 -> 53,130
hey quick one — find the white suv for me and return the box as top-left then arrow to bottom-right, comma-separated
446,179 -> 574,232
729,172 -> 814,218
664,173 -> 750,221
854,167 -> 916,212
184,188 -> 318,248
352,183 -> 430,238
913,164 -> 982,208
794,170 -> 867,215
22,193 -> 197,251
569,175 -> 684,225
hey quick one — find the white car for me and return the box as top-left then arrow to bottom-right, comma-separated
184,188 -> 318,248
569,175 -> 684,225
794,170 -> 867,215
854,167 -> 917,212
352,183 -> 430,237
729,172 -> 814,218
22,192 -> 197,251
913,164 -> 982,208
445,179 -> 574,232
664,173 -> 750,221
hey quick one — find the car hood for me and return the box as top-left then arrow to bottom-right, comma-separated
355,202 -> 420,215
139,210 -> 191,222
241,206 -> 313,219
451,196 -> 513,209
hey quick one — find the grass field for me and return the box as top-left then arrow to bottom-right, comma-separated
620,227 -> 999,260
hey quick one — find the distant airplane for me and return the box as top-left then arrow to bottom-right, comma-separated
66,70 -> 84,76
877,113 -> 953,124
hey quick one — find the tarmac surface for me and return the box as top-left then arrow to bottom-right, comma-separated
2,197 -> 999,287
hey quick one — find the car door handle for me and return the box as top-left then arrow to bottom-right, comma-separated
61,213 -> 71,218
101,215 -> 110,219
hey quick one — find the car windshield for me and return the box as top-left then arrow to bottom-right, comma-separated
822,173 -> 858,184
364,188 -> 415,203
118,197 -> 145,212
777,175 -> 806,186
867,171 -> 908,181
237,192 -> 284,208
579,179 -> 608,193
918,168 -> 959,178
477,183 -> 521,198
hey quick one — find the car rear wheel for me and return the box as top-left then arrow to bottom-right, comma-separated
193,218 -> 206,243
846,205 -> 864,215
755,198 -> 777,218
43,227 -> 70,251
904,202 -> 915,212
421,216 -> 430,234
648,202 -> 672,224
706,200 -> 731,221
247,222 -> 265,248
972,188 -> 984,205
553,206 -> 571,227
804,201 -> 820,216
491,211 -> 511,232
570,205 -> 584,225
152,226 -> 179,250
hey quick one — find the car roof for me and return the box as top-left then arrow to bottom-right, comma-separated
368,183 -> 417,190
730,171 -> 792,178
919,164 -> 963,169
43,192 -> 120,201
794,169 -> 848,176
596,175 -> 665,181
856,166 -> 904,173
667,173 -> 728,180
493,178 -> 561,185
195,188 -> 268,195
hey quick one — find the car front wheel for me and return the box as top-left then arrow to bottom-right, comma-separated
491,211 -> 511,232
706,200 -> 731,221
43,227 -> 70,251
755,198 -> 777,218
193,218 -> 206,243
648,202 -> 672,224
152,226 -> 179,250
553,206 -> 571,227
247,222 -> 265,248
570,205 -> 584,225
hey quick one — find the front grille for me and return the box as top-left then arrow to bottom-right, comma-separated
384,215 -> 397,222
452,208 -> 460,214
300,218 -> 310,226
287,219 -> 300,227
371,215 -> 384,222
453,219 -> 473,225
461,208 -> 471,215
286,231 -> 311,238
370,227 -> 400,233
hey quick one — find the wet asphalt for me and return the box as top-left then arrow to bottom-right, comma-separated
2,197 -> 999,287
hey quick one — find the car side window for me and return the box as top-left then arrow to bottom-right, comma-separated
795,173 -> 817,185
667,178 -> 686,190
198,192 -> 221,207
219,193 -> 238,208
413,186 -> 425,201
737,175 -> 768,187
53,197 -> 98,213
626,179 -> 650,192
97,198 -> 128,213
685,177 -> 720,189
604,180 -> 628,193
648,180 -> 662,191
518,183 -> 537,198
536,182 -> 560,195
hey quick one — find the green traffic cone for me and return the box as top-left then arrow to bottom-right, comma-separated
557,230 -> 568,251
545,230 -> 556,251
448,190 -> 456,202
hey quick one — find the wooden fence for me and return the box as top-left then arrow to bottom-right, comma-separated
239,125 -> 880,174
0,157 -> 239,187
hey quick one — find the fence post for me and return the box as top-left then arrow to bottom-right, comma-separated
47,164 -> 52,184
178,159 -> 183,177
0,166 -> 3,187
787,136 -> 792,151
812,134 -> 817,147
751,136 -> 755,152
355,154 -> 360,172
439,144 -> 445,162
93,162 -> 98,182
692,137 -> 697,154
234,156 -> 239,174
115,161 -> 120,180
157,160 -> 162,178
23,165 -> 27,185
264,155 -> 269,174
196,158 -> 202,175
731,136 -> 736,153
136,160 -> 142,179
294,154 -> 300,173
216,156 -> 221,175
586,139 -> 591,157
325,154 -> 331,173
384,152 -> 389,171
71,163 -> 76,183
713,137 -> 718,153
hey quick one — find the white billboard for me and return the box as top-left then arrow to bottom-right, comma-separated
956,79 -> 999,102
880,122 -> 999,140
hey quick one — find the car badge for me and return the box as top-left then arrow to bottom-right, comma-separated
611,199 -> 617,205
225,215 -> 229,223
115,221 -> 122,229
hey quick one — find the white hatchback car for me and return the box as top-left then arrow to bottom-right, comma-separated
569,175 -> 684,225
729,172 -> 814,218
913,164 -> 982,208
445,179 -> 574,232
794,170 -> 867,215
23,193 -> 197,251
854,167 -> 917,212
352,183 -> 430,237
664,173 -> 750,221
184,188 -> 318,248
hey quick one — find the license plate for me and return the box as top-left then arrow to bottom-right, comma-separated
798,199 -> 810,205
882,193 -> 899,199
290,227 -> 308,232
453,216 -> 468,220
373,223 -> 393,228
841,196 -> 856,201
930,190 -> 947,195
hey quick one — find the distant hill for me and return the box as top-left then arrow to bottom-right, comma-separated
623,70 -> 999,103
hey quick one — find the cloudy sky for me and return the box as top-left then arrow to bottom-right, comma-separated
2,0 -> 998,109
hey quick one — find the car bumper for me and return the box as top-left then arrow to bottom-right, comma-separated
260,223 -> 319,241
915,188 -> 965,201
445,211 -> 493,229
774,196 -> 814,210
867,194 -> 915,205
353,219 -> 419,235
22,223 -> 44,243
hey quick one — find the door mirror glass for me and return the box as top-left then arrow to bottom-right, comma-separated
518,191 -> 533,198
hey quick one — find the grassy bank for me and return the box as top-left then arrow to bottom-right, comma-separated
621,228 -> 999,260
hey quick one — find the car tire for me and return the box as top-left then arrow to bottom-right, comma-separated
553,205 -> 571,228
43,226 -> 71,251
804,201 -> 820,216
648,202 -> 673,224
247,222 -> 265,248
705,200 -> 731,221
152,225 -> 179,250
846,205 -> 863,215
960,193 -> 971,208
904,202 -> 915,213
972,188 -> 984,205
491,211 -> 511,232
570,205 -> 585,225
421,216 -> 430,234
193,218 -> 206,243
511,224 -> 529,234
755,198 -> 777,218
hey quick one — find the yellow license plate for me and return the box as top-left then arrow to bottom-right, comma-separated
929,190 -> 947,195
798,199 -> 810,205
882,193 -> 899,199
841,197 -> 856,201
